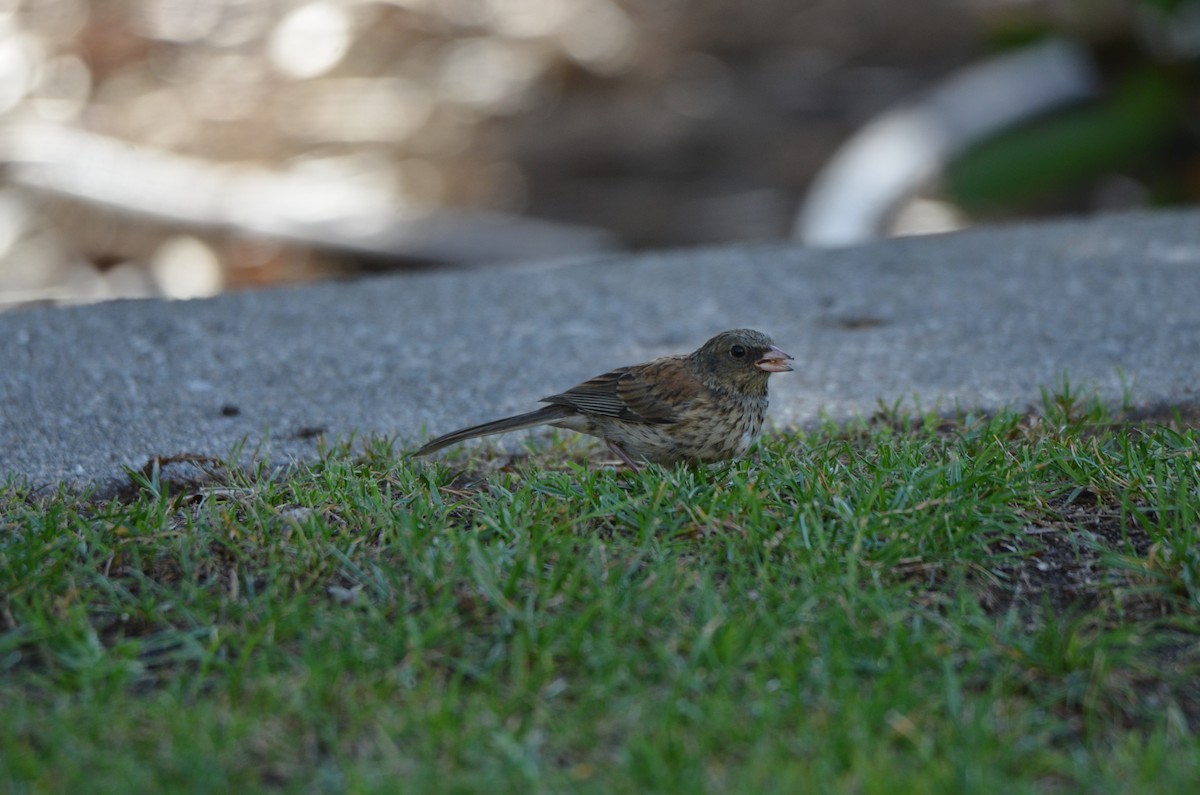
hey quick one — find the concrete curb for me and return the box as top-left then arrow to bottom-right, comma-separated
3,209 -> 1199,492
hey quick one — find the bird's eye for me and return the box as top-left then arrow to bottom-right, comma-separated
730,345 -> 747,359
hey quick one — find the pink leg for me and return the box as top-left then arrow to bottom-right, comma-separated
607,441 -> 640,472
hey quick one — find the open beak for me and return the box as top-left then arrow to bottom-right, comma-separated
755,345 -> 794,373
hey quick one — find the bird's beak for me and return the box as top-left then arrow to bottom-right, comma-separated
755,345 -> 794,373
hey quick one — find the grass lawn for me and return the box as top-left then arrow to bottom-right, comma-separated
3,392 -> 1199,793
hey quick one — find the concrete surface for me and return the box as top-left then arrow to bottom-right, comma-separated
3,209 -> 1199,492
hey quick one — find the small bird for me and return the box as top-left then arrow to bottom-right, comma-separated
414,329 -> 793,469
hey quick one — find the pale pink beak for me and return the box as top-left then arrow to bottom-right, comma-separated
755,345 -> 794,373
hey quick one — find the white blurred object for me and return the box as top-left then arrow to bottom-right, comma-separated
268,2 -> 352,80
0,232 -> 65,292
0,190 -> 29,259
0,20 -> 39,115
796,39 -> 1100,247
558,0 -> 637,74
887,197 -> 967,238
438,37 -> 546,113
0,123 -> 618,265
151,236 -> 224,299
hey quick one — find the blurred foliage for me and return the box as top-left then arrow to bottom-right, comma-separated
949,69 -> 1184,211
952,0 -> 1200,216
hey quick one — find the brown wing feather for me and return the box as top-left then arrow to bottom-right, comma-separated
541,369 -> 642,420
541,359 -> 687,425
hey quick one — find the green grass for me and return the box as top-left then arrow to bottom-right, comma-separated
3,393 -> 1200,793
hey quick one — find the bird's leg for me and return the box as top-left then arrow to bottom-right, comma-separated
607,441 -> 640,472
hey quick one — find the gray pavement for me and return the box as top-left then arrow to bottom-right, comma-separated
3,209 -> 1200,492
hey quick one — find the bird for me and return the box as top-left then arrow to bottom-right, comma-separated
413,329 -> 793,469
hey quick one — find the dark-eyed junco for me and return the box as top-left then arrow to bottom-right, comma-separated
414,329 -> 793,469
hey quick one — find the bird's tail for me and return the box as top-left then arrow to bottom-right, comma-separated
413,405 -> 574,457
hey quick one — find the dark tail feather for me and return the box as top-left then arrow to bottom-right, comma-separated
414,405 -> 574,457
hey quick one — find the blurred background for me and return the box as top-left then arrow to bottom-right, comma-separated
0,0 -> 1197,310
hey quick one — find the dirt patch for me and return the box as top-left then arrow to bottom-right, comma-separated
978,489 -> 1169,621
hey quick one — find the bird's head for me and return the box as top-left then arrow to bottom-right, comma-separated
690,329 -> 793,395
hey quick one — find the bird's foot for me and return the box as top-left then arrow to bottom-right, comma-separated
606,441 -> 641,472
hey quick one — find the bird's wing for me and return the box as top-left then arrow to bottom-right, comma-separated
542,363 -> 683,425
